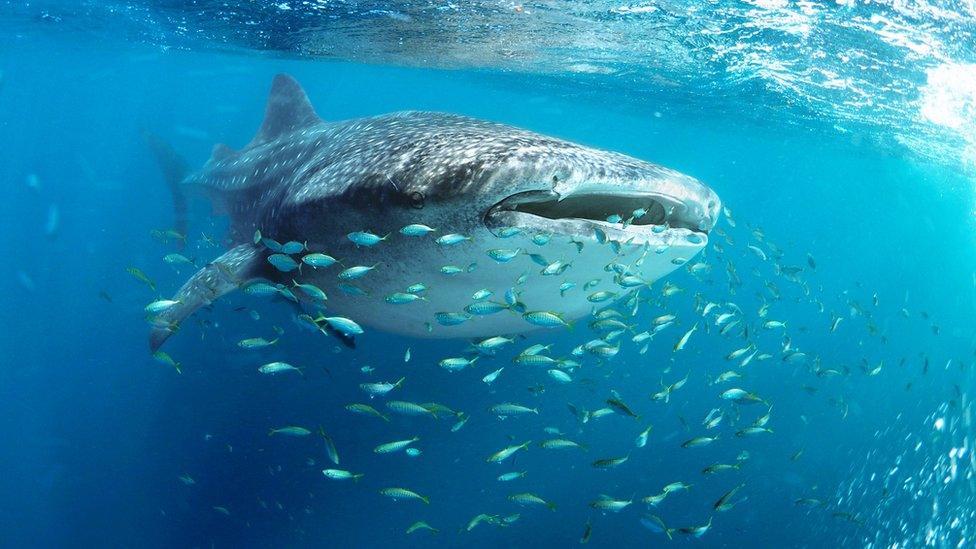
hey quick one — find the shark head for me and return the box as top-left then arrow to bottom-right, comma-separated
148,74 -> 721,349
481,148 -> 719,245
298,110 -> 720,251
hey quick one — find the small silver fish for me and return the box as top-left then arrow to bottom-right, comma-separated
258,361 -> 300,375
347,231 -> 387,247
400,224 -> 437,236
267,254 -> 300,272
338,264 -> 378,280
435,233 -> 471,246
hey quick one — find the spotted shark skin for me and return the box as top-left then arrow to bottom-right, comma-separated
148,74 -> 720,351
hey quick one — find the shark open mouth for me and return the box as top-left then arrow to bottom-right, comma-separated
486,189 -> 710,234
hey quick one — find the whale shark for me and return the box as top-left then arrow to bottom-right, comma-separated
148,74 -> 720,351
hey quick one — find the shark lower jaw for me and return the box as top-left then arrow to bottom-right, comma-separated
484,187 -> 713,247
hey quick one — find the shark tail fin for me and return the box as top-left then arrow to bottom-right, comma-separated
149,243 -> 264,352
143,131 -> 190,249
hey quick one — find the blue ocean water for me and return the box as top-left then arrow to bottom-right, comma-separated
1,2 -> 975,547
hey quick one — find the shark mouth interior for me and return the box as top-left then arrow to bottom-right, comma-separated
487,190 -> 707,233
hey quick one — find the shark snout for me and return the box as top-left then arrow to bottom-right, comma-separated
675,182 -> 721,233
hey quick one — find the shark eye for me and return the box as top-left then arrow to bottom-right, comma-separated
408,191 -> 425,209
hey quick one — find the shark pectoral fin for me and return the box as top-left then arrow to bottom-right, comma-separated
149,243 -> 263,352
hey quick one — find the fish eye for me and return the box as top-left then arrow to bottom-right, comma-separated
409,191 -> 425,209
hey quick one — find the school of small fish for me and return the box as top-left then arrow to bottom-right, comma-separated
130,204 -> 967,543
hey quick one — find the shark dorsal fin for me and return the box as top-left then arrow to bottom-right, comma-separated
247,74 -> 321,149
209,143 -> 237,163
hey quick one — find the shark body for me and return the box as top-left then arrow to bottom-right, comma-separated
148,74 -> 720,351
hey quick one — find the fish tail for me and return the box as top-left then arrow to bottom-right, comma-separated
421,495 -> 431,505
547,502 -> 557,511
142,131 -> 189,250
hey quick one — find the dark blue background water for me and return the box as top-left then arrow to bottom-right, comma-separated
1,25 -> 974,548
